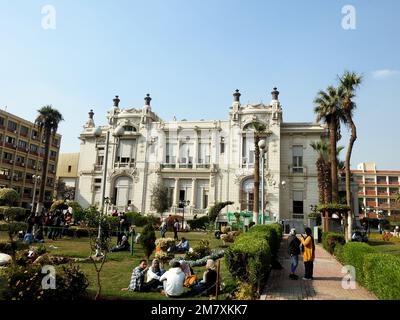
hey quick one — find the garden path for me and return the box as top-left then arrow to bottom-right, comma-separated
260,236 -> 377,300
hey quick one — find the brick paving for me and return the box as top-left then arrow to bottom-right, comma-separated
260,237 -> 377,300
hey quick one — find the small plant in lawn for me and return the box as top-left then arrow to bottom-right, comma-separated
140,224 -> 156,260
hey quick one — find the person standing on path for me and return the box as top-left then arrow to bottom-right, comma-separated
287,228 -> 301,280
299,227 -> 315,280
173,218 -> 179,240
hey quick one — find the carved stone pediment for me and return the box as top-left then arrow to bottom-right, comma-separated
107,167 -> 139,182
234,168 -> 254,184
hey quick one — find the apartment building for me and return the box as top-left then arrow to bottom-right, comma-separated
0,109 -> 61,209
352,162 -> 400,217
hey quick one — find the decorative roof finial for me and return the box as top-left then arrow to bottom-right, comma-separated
271,87 -> 279,100
88,109 -> 94,119
233,89 -> 241,102
113,95 -> 120,107
144,93 -> 152,106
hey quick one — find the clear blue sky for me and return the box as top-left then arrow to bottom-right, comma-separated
0,0 -> 399,169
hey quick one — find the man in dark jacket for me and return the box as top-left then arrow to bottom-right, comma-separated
287,228 -> 301,280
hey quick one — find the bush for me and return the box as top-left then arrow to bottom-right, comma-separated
140,224 -> 156,259
340,242 -> 376,285
185,240 -> 211,261
67,201 -> 84,222
363,253 -> 400,300
0,207 -> 27,222
125,212 -> 148,227
187,216 -> 210,230
0,241 -> 29,255
248,224 -> 279,256
0,188 -> 19,206
2,264 -> 89,301
333,243 -> 344,263
322,232 -> 345,254
225,232 -> 271,295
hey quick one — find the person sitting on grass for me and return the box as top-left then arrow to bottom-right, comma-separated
174,237 -> 190,253
159,261 -> 185,298
146,258 -> 166,290
121,260 -> 154,292
111,235 -> 130,252
189,259 -> 218,296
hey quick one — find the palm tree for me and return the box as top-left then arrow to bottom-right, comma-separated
339,71 -> 362,240
251,122 -> 266,224
35,106 -> 64,215
314,86 -> 345,204
310,140 -> 328,204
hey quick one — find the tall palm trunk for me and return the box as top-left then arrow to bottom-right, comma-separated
36,129 -> 51,215
329,122 -> 338,203
324,161 -> 332,204
345,116 -> 357,241
253,135 -> 260,224
316,157 -> 325,204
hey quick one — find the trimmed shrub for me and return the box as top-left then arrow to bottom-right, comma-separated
248,224 -> 279,256
340,242 -> 376,285
363,253 -> 400,300
187,216 -> 210,230
269,223 -> 283,241
322,232 -> 345,254
333,243 -> 344,263
140,224 -> 156,259
125,212 -> 148,227
0,207 -> 27,222
2,264 -> 88,300
185,240 -> 211,261
225,233 -> 271,295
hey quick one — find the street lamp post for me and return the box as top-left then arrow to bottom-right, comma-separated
258,139 -> 266,224
179,200 -> 190,230
31,175 -> 41,213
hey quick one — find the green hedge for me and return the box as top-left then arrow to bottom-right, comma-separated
363,253 -> 400,300
0,207 -> 27,222
338,242 -> 376,286
125,212 -> 148,227
248,224 -> 279,256
322,232 -> 345,254
336,242 -> 400,299
225,232 -> 271,294
187,216 -> 210,230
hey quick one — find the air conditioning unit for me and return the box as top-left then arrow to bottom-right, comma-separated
9,160 -> 13,164
25,148 -> 29,152
33,165 -> 36,169
21,163 -> 25,167
13,130 -> 17,134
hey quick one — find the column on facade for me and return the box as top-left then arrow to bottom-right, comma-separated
176,138 -> 180,166
173,178 -> 179,207
191,178 -> 197,209
194,131 -> 199,168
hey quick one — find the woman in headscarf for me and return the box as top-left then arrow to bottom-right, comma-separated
179,260 -> 197,287
146,259 -> 165,289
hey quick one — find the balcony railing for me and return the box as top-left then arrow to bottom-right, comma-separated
114,162 -> 135,168
160,163 -> 212,170
289,166 -> 307,175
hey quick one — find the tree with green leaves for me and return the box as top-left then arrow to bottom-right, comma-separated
140,224 -> 156,260
0,188 -> 20,206
34,105 -> 64,215
314,86 -> 345,203
86,207 -> 112,300
150,183 -> 169,214
338,71 -> 362,241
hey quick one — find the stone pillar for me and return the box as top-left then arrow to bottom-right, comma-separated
173,178 -> 179,207
191,178 -> 197,208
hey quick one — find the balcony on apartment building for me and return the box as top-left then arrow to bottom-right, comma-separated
161,156 -> 212,170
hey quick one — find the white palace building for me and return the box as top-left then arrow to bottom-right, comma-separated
75,88 -> 326,224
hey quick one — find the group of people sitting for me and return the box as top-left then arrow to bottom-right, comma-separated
122,258 -> 218,297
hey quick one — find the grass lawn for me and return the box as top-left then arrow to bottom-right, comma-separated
367,232 -> 400,256
0,230 -> 235,300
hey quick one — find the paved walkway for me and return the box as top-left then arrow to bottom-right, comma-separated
260,237 -> 377,300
